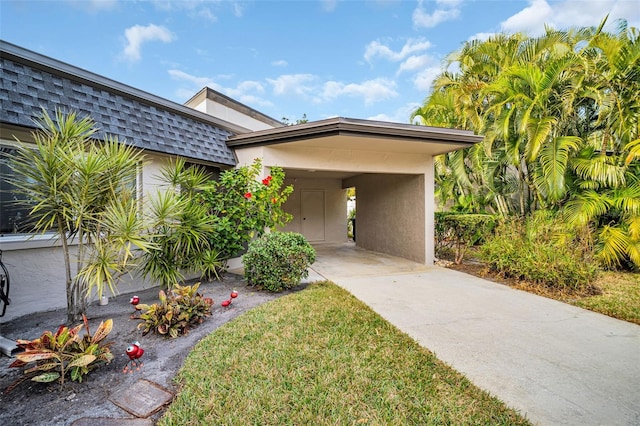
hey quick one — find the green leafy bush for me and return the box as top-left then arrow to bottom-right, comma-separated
200,159 -> 294,261
435,213 -> 496,264
243,232 -> 316,292
137,283 -> 214,338
480,212 -> 599,291
8,315 -> 113,389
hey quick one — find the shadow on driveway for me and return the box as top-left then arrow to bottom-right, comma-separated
311,242 -> 640,426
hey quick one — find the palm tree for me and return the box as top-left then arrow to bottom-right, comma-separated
413,17 -> 639,269
10,109 -> 150,321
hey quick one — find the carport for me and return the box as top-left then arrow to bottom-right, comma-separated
228,117 -> 481,264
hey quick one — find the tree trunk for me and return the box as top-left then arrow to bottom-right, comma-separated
58,217 -> 75,324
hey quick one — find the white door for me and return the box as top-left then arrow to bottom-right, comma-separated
301,190 -> 325,242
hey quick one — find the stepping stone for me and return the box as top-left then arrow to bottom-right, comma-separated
108,379 -> 173,418
72,418 -> 153,426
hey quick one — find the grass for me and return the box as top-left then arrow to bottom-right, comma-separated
160,281 -> 530,425
569,271 -> 640,325
489,269 -> 640,325
447,259 -> 640,325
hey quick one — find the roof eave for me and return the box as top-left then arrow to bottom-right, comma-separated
0,40 -> 251,135
227,117 -> 483,148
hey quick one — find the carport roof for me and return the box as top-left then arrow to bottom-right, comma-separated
227,117 -> 483,150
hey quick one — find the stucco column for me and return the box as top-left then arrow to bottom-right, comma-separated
424,156 -> 435,265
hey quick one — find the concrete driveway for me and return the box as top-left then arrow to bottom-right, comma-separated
309,243 -> 640,426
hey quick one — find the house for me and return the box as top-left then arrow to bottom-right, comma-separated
0,40 -> 481,321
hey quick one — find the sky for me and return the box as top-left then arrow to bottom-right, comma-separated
1,0 -> 639,124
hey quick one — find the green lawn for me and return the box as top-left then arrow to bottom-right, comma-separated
160,281 -> 530,425
570,271 -> 640,325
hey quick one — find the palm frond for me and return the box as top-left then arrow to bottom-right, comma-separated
562,190 -> 611,226
596,225 -> 630,269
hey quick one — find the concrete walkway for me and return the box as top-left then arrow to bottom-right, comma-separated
309,243 -> 640,426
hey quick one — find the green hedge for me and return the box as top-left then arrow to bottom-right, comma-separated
479,213 -> 599,292
435,213 -> 496,264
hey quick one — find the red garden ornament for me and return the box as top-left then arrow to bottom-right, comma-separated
221,290 -> 239,308
123,341 -> 144,373
129,295 -> 141,319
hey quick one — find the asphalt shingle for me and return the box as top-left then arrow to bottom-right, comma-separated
0,53 -> 236,166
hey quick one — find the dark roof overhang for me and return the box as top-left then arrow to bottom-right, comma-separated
0,40 -> 251,135
227,117 -> 483,150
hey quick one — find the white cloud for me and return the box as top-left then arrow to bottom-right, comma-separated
232,2 -> 244,17
168,69 -> 219,89
227,80 -> 266,98
169,69 -> 272,107
123,24 -> 174,62
364,38 -> 432,63
267,74 -> 317,96
367,102 -> 422,124
468,32 -> 495,42
322,0 -> 338,12
152,1 -> 243,20
412,0 -> 462,28
271,60 -> 288,67
67,0 -> 117,12
319,78 -> 398,106
236,94 -> 274,108
397,54 -> 434,74
198,7 -> 218,22
500,0 -> 553,34
413,66 -> 442,92
500,0 -> 640,36
172,70 -> 399,112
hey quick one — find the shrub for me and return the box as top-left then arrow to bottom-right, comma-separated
243,232 -> 316,292
140,160 -> 221,288
137,283 -> 214,338
8,315 -> 113,389
200,159 -> 294,261
435,213 -> 496,264
480,212 -> 599,292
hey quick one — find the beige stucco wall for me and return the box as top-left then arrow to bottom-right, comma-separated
0,246 -> 164,322
280,177 -> 348,243
233,142 -> 437,264
233,147 -> 349,244
345,174 -> 426,263
190,98 -> 275,132
257,143 -> 433,174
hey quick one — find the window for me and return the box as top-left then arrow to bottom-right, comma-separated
185,161 -> 220,181
0,141 -> 142,238
0,143 -> 33,236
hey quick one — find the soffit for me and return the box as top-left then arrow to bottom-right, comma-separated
228,117 -> 482,156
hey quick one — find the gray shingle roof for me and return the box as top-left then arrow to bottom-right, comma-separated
0,41 -> 238,166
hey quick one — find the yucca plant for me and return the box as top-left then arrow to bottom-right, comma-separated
7,314 -> 114,390
139,160 -> 219,288
9,109 -> 150,321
